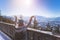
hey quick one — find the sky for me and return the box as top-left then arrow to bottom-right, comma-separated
0,0 -> 60,17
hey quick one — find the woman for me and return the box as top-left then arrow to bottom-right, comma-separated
15,16 -> 27,40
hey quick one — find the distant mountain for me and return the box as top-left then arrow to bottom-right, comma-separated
3,15 -> 60,23
53,17 -> 60,21
24,15 -> 60,22
35,16 -> 48,22
35,16 -> 60,22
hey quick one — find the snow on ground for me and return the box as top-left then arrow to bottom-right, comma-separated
0,31 -> 11,40
0,35 -> 5,40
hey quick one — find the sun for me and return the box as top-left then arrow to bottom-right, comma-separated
25,0 -> 31,5
25,0 -> 33,6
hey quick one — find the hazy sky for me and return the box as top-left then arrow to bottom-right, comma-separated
0,0 -> 60,17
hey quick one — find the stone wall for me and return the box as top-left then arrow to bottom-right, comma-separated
27,30 -> 60,40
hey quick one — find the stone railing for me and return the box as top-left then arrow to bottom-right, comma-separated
0,22 -> 60,40
0,22 -> 15,40
0,22 -> 27,40
27,28 -> 60,40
